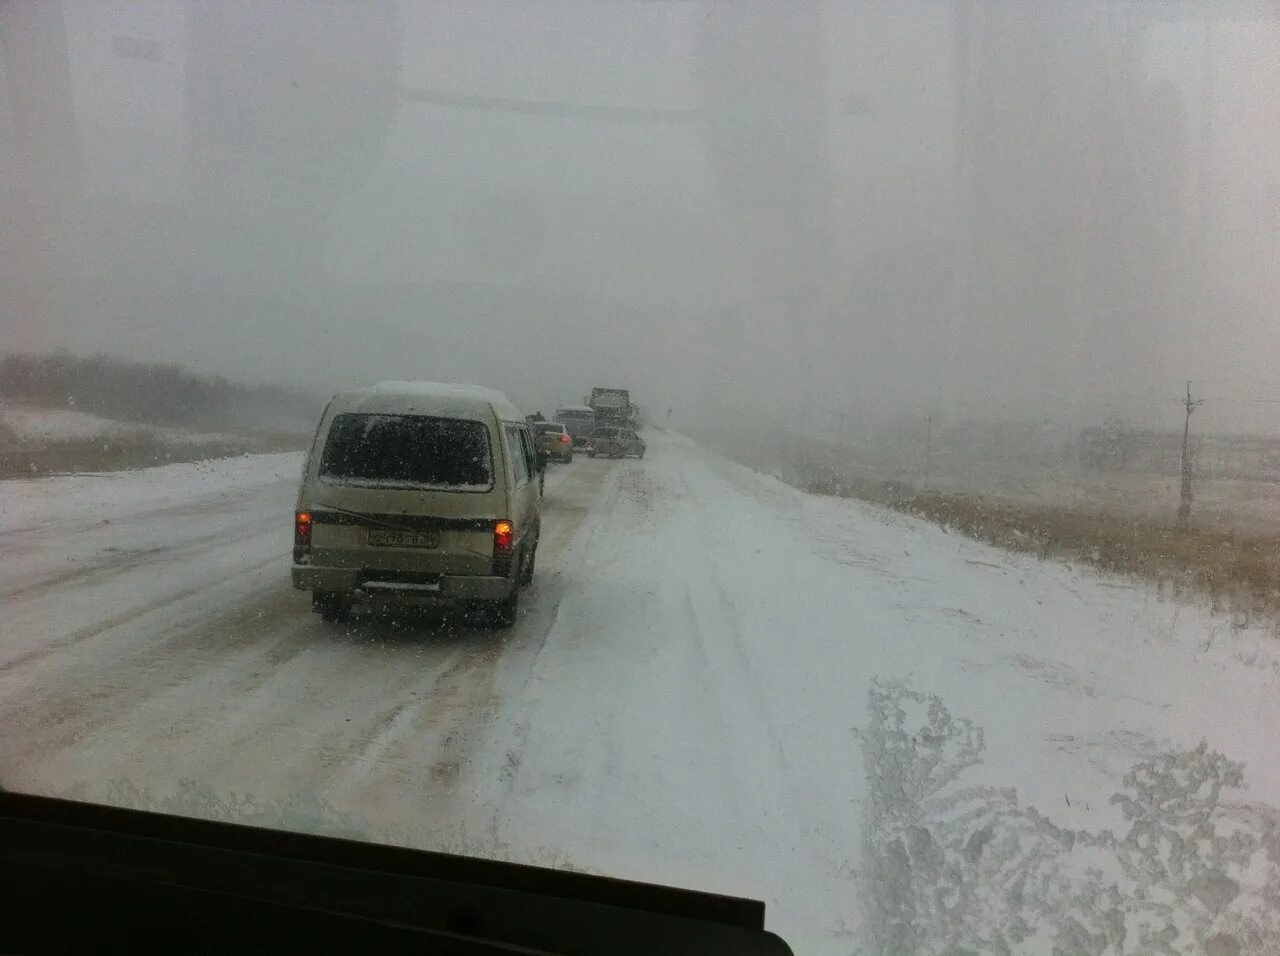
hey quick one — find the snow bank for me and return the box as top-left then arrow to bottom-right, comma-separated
0,452 -> 304,535
1,405 -> 138,440
0,403 -> 242,445
0,404 -> 249,447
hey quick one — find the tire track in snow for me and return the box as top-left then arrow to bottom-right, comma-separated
1,511 -> 277,601
0,543 -> 288,675
674,581 -> 751,822
302,460 -> 622,820
472,459 -> 708,839
414,460 -> 625,810
694,577 -> 840,862
0,578 -> 304,769
673,448 -> 862,883
333,635 -> 503,796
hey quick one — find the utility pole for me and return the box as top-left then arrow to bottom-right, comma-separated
1178,381 -> 1202,522
923,411 -> 934,492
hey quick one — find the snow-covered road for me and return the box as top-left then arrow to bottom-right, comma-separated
4,431 -> 1279,952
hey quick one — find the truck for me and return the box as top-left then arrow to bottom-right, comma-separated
587,387 -> 632,426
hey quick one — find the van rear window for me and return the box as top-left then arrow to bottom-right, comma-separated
318,414 -> 493,491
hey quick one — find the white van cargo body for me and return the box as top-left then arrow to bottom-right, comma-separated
292,381 -> 542,627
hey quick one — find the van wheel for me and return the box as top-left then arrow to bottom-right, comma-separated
492,589 -> 519,628
518,543 -> 537,587
313,591 -> 349,623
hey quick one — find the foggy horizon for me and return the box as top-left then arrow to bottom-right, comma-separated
2,1 -> 1279,437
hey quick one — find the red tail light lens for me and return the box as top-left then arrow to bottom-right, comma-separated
294,511 -> 312,561
492,519 -> 515,576
560,434 -> 570,443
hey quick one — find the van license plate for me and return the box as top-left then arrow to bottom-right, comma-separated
368,529 -> 438,548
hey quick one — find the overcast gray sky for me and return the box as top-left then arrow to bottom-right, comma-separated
2,1 -> 1278,434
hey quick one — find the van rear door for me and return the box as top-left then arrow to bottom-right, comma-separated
307,412 -> 508,577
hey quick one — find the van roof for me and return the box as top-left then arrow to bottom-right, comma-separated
332,381 -> 525,422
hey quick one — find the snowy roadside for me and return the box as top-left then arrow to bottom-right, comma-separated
0,404 -> 308,478
710,443 -> 1280,952
0,452 -> 305,535
461,432 -> 1280,953
700,444 -> 1280,807
699,425 -> 1280,633
0,404 -> 244,444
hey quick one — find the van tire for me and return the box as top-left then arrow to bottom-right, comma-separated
313,591 -> 349,623
492,589 -> 519,628
518,543 -> 537,587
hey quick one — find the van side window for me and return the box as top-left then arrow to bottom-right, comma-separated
304,397 -> 336,476
518,427 -> 536,475
505,425 -> 529,484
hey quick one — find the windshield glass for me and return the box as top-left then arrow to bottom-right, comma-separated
3,2 -> 1279,952
318,413 -> 492,490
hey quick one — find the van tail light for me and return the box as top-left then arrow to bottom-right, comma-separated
560,434 -> 570,443
493,519 -> 515,576
294,511 -> 313,562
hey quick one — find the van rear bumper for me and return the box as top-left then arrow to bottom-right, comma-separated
292,566 -> 514,602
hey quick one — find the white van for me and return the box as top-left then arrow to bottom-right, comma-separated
291,381 -> 543,627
